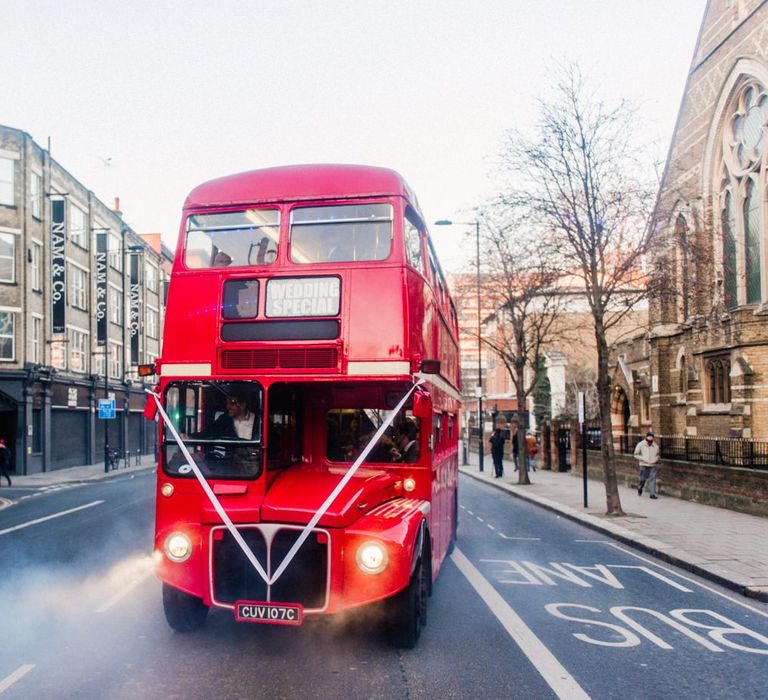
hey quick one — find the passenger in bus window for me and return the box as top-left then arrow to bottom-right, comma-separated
212,250 -> 233,267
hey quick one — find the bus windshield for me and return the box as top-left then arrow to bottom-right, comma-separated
185,209 -> 279,269
163,380 -> 263,479
290,203 -> 392,263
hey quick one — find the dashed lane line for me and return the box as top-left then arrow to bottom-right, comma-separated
451,547 -> 591,700
0,500 -> 104,536
499,533 -> 541,541
96,567 -> 154,613
0,665 -> 34,694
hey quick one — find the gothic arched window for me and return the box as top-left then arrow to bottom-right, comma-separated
675,214 -> 690,320
678,355 -> 688,396
706,357 -> 731,404
719,80 -> 768,307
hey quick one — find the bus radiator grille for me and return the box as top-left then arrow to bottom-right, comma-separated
212,527 -> 328,609
219,348 -> 338,371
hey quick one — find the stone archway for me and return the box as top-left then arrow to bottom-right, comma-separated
610,386 -> 630,438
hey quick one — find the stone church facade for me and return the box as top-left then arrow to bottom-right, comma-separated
613,0 -> 768,440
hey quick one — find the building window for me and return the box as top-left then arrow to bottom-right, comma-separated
145,262 -> 157,293
30,172 -> 42,219
0,312 -> 14,360
30,242 -> 42,291
109,233 -> 122,271
109,286 -> 123,324
0,233 -> 15,283
69,204 -> 87,249
69,265 -> 88,310
675,215 -> 689,320
69,328 -> 88,373
146,307 -> 158,339
30,316 -> 42,364
706,357 -> 731,404
678,355 -> 688,396
109,342 -> 122,380
0,158 -> 14,206
719,80 -> 767,307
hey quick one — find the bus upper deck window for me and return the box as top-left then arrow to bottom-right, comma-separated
184,209 -> 279,269
290,203 -> 393,264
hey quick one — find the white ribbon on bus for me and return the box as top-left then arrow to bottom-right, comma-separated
147,378 -> 425,587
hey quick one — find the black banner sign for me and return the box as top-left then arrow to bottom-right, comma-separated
51,199 -> 66,334
129,253 -> 140,365
96,232 -> 108,346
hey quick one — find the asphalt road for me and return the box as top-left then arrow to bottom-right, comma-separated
0,471 -> 766,699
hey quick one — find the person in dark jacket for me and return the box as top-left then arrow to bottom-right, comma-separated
0,438 -> 11,486
490,429 -> 506,478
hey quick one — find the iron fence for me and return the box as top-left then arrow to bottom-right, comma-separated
582,431 -> 768,471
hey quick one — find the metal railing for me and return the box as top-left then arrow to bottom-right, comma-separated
584,430 -> 768,470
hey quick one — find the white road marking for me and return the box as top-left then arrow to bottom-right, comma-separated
499,533 -> 541,541
0,664 -> 34,694
452,547 -> 591,700
467,510 -> 474,515
487,524 -> 496,530
0,500 -> 104,536
96,568 -> 154,613
604,542 -> 768,620
476,516 -> 484,522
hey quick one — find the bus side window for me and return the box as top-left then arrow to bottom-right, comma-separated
404,213 -> 423,272
432,412 -> 442,453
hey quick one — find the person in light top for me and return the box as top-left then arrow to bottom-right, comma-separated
201,387 -> 256,440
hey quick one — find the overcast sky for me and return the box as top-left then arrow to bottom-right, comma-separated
6,0 -> 705,271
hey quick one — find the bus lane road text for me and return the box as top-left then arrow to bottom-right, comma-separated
481,558 -> 768,656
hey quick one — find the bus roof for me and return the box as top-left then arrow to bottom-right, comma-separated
184,164 -> 423,215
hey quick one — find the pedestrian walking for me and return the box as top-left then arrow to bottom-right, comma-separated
525,433 -> 538,472
634,430 -> 660,499
0,438 -> 11,486
489,428 -> 506,478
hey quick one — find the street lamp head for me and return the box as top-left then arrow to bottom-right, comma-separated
434,219 -> 454,226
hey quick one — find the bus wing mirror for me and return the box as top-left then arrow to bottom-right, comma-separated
412,390 -> 432,419
143,388 -> 159,420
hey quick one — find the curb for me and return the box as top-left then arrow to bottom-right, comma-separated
460,467 -> 768,603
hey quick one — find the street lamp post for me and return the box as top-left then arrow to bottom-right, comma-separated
435,219 -> 484,472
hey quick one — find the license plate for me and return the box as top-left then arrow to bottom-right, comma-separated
234,601 -> 303,626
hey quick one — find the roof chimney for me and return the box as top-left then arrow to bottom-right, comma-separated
113,197 -> 121,215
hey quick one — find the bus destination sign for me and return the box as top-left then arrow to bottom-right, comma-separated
266,276 -> 340,317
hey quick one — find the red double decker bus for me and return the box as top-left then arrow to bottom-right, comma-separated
147,164 -> 460,646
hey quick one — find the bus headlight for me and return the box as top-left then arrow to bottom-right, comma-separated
403,477 -> 416,492
356,541 -> 388,574
164,532 -> 192,563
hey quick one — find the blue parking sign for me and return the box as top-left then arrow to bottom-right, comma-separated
98,398 -> 116,419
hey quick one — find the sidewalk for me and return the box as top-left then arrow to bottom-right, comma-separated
461,453 -> 768,602
0,454 -> 156,496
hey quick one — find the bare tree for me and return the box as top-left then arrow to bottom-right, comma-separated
478,210 -> 565,485
498,64 -> 658,515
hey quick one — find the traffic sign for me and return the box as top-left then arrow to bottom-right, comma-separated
98,398 -> 116,419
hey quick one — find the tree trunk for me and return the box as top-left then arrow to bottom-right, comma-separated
516,362 -> 531,485
595,323 -> 625,515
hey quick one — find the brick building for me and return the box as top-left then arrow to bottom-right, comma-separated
613,0 -> 768,440
0,124 -> 168,474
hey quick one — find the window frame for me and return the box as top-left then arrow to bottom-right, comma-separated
0,158 -> 15,207
0,232 -> 15,283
